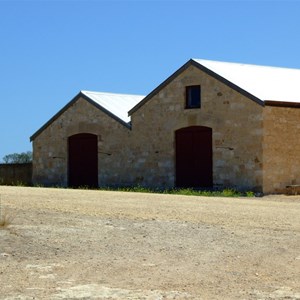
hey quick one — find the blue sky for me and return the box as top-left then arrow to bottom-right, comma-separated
1,0 -> 300,161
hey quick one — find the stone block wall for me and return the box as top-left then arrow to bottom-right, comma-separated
130,65 -> 264,191
32,97 -> 132,187
0,163 -> 32,186
263,106 -> 300,194
33,64 -> 300,193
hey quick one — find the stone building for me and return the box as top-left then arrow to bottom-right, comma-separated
30,59 -> 300,194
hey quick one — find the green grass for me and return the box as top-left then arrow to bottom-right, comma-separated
167,188 -> 253,197
8,182 -> 255,198
0,180 -> 28,187
100,186 -> 255,197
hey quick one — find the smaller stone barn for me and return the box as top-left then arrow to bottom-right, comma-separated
30,59 -> 300,194
30,91 -> 144,188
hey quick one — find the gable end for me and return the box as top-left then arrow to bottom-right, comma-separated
128,59 -> 265,116
30,92 -> 131,142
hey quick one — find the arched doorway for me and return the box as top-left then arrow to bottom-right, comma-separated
175,126 -> 212,188
68,133 -> 98,188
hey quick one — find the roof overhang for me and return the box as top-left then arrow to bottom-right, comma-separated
128,59 -> 265,116
264,100 -> 300,108
30,92 -> 133,142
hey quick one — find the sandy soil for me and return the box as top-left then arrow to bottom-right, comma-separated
0,186 -> 300,300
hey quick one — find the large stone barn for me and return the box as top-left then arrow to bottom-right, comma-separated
30,59 -> 300,194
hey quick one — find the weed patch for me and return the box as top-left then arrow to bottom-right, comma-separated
0,195 -> 14,228
99,186 -> 254,197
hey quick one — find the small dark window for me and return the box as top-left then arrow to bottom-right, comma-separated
186,85 -> 201,108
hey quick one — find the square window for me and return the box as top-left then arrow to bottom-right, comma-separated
186,85 -> 201,108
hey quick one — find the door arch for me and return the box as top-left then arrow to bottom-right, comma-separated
68,133 -> 98,188
175,126 -> 212,188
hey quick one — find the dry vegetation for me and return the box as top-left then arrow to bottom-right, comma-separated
0,213 -> 12,228
0,198 -> 14,229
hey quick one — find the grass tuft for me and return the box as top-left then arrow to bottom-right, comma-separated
0,213 -> 13,228
99,186 -> 255,197
0,196 -> 14,229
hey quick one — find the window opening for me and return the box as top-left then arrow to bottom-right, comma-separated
186,85 -> 201,108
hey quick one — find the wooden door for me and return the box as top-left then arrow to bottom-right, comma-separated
175,126 -> 212,188
68,133 -> 98,188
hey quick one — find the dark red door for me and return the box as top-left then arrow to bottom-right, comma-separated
68,133 -> 98,188
176,126 -> 212,188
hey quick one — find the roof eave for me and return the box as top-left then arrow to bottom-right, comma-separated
30,92 -> 82,142
264,100 -> 300,108
191,59 -> 264,106
30,92 -> 131,142
128,59 -> 196,116
128,59 -> 265,116
83,95 -> 132,129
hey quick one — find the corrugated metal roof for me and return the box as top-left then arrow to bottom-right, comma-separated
193,59 -> 300,103
81,90 -> 145,123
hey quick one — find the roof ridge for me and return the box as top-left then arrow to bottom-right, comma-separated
81,90 -> 145,97
192,58 -> 300,72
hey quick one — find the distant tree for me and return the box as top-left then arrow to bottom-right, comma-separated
2,151 -> 32,164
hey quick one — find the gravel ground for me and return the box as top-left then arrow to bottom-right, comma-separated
0,186 -> 300,300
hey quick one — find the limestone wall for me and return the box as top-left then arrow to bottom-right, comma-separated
32,64 -> 300,193
130,65 -> 264,191
263,106 -> 300,194
0,163 -> 32,186
32,97 -> 132,187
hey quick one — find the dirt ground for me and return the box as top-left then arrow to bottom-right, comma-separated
0,186 -> 299,300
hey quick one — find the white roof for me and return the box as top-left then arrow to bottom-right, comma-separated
193,59 -> 300,103
81,90 -> 144,123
